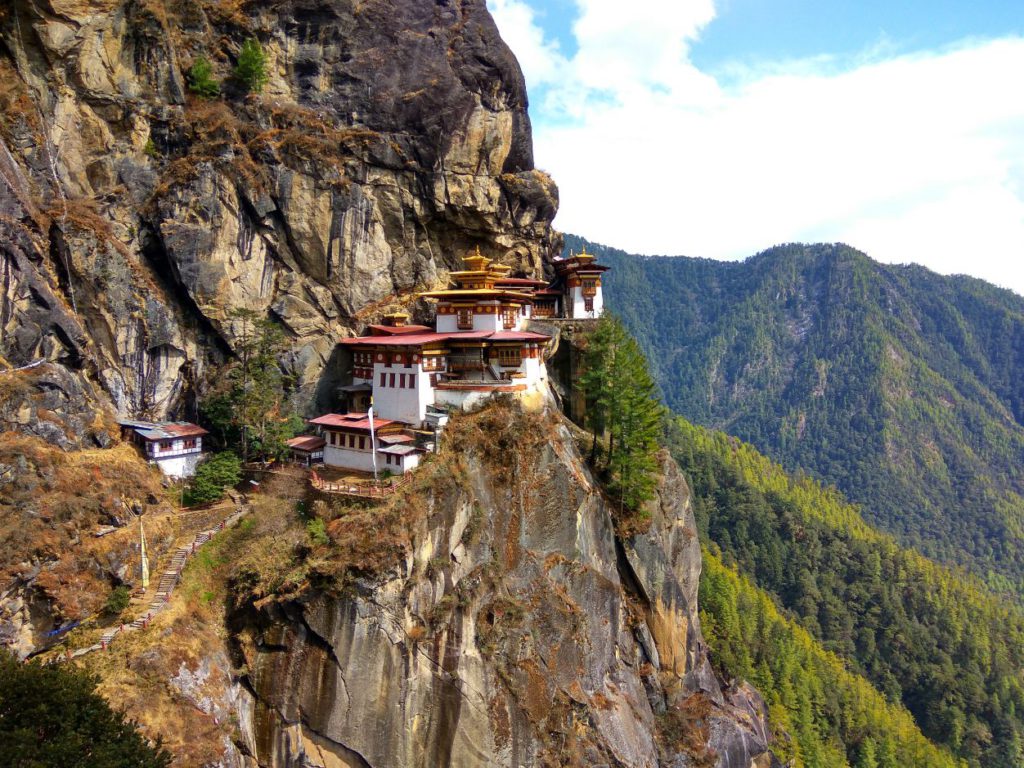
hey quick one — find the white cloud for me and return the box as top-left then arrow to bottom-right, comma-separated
487,1 -> 1024,296
486,0 -> 567,87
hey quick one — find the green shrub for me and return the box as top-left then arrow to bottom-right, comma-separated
306,517 -> 328,546
184,452 -> 241,506
187,57 -> 220,98
0,652 -> 172,767
234,39 -> 268,93
103,585 -> 131,617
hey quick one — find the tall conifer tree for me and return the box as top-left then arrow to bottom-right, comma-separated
579,315 -> 663,511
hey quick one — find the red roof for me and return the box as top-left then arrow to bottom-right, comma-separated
309,413 -> 398,432
378,434 -> 415,445
338,329 -> 549,347
485,331 -> 550,342
286,435 -> 326,452
163,423 -> 210,438
367,324 -> 433,336
339,331 -> 461,347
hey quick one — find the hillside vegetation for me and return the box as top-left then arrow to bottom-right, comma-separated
567,235 -> 1024,596
666,417 -> 1024,767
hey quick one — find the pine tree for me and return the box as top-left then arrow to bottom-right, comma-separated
200,309 -> 296,463
234,39 -> 268,93
186,57 -> 220,98
0,652 -> 171,767
578,315 -> 663,511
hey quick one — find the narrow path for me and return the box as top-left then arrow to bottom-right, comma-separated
53,505 -> 248,663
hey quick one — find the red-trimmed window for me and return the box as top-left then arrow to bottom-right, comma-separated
498,347 -> 522,367
457,309 -> 473,329
379,372 -> 386,387
389,373 -> 396,388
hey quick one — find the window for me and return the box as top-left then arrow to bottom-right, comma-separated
457,308 -> 473,329
380,371 -> 386,387
347,434 -> 354,448
160,441 -> 173,452
399,373 -> 406,389
359,436 -> 366,450
584,297 -> 594,312
183,438 -> 197,450
389,373 -> 396,388
498,347 -> 521,367
502,308 -> 517,329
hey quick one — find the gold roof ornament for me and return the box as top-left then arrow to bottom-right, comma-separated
577,246 -> 595,262
462,246 -> 490,272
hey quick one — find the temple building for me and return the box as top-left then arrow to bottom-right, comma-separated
550,248 -> 609,319
119,420 -> 208,479
336,251 -> 552,428
310,413 -> 423,475
285,435 -> 326,467
312,247 -> 610,475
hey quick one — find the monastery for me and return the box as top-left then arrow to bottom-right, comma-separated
119,420 -> 208,479
304,248 -> 609,477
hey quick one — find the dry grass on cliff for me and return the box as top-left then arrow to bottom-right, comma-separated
0,432 -> 174,620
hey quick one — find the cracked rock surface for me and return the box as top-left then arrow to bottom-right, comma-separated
0,0 -> 558,429
231,412 -> 778,768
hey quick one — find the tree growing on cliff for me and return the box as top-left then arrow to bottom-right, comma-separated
0,651 -> 171,767
200,309 -> 298,463
578,315 -> 663,511
186,57 -> 220,98
234,39 -> 268,93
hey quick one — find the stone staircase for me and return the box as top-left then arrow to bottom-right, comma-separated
54,507 -> 247,662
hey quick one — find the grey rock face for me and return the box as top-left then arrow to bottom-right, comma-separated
0,0 -> 558,426
233,415 -> 776,767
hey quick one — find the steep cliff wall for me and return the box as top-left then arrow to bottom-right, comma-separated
0,0 -> 558,433
226,405 -> 776,768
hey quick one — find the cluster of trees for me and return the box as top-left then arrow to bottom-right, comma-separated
0,652 -> 171,767
667,416 -> 1024,767
187,39 -> 268,98
577,315 -> 663,512
182,310 -> 300,505
700,550 -> 961,768
571,235 -> 1024,596
200,309 -> 303,466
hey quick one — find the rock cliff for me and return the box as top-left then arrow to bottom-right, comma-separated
0,3 -> 779,765
0,0 -> 558,431
225,405 -> 776,768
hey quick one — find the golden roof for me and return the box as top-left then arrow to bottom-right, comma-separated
419,288 -> 535,302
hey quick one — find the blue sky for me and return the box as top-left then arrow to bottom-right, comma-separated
486,0 -> 1024,294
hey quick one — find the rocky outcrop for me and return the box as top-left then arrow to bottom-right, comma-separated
0,0 -> 558,426
231,407 -> 778,767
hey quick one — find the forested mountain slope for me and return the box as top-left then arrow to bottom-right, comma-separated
666,416 -> 1024,768
566,235 -> 1024,594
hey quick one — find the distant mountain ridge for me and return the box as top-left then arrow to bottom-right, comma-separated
565,234 -> 1024,594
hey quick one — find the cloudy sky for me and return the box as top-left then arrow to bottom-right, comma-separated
486,0 -> 1024,295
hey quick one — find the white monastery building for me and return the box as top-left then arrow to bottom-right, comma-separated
119,420 -> 208,479
308,248 -> 609,476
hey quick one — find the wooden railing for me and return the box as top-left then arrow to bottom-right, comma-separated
310,471 -> 411,499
